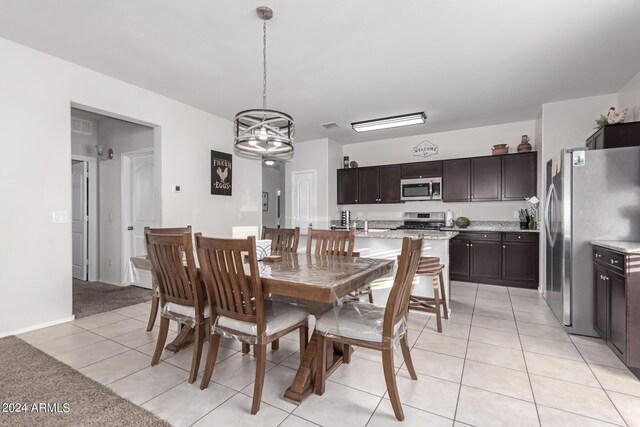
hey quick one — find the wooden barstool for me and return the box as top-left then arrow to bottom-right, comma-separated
407,256 -> 449,333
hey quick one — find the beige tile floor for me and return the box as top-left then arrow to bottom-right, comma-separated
18,281 -> 640,426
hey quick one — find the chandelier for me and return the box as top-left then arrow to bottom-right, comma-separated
234,6 -> 294,160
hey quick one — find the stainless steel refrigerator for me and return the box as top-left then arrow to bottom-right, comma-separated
544,146 -> 640,336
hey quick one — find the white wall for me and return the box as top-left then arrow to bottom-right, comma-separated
619,70 -> 640,122
340,120 -> 537,221
0,37 -> 261,336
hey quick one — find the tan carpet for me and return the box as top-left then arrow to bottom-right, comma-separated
73,278 -> 152,318
0,336 -> 170,427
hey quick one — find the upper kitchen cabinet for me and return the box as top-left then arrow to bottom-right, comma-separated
586,122 -> 640,150
357,167 -> 380,204
471,156 -> 501,201
442,158 -> 471,202
501,152 -> 537,200
401,161 -> 442,179
337,168 -> 359,204
378,165 -> 402,203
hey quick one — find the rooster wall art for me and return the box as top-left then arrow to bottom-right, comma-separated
211,150 -> 232,196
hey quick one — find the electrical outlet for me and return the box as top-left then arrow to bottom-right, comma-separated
52,211 -> 68,223
513,210 -> 520,219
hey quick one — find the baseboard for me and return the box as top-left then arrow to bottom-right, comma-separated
98,279 -> 125,286
0,315 -> 76,338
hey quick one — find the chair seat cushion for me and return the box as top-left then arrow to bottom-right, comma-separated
165,302 -> 210,319
217,301 -> 309,337
315,301 -> 404,343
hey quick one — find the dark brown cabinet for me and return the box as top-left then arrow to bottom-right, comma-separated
378,165 -> 401,203
337,169 -> 359,204
471,156 -> 501,201
449,239 -> 471,277
338,165 -> 401,205
592,245 -> 640,378
442,159 -> 471,202
450,232 -> 538,288
401,161 -> 442,179
357,167 -> 379,204
502,152 -> 537,200
502,233 -> 539,285
586,122 -> 640,150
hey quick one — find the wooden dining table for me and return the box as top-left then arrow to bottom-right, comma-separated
129,252 -> 394,403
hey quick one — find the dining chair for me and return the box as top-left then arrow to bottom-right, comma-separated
145,229 -> 206,384
306,227 -> 372,304
314,236 -> 424,421
143,226 -> 193,332
261,226 -> 300,254
196,234 -> 310,414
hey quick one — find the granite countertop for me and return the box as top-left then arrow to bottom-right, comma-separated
440,221 -> 539,233
356,230 -> 459,240
591,241 -> 640,255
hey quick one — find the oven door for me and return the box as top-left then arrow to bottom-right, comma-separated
401,179 -> 431,201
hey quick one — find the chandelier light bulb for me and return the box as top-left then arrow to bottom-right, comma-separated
273,140 -> 282,147
259,127 -> 268,141
249,138 -> 257,146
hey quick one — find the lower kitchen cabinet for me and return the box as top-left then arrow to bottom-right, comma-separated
592,244 -> 640,377
450,232 -> 538,288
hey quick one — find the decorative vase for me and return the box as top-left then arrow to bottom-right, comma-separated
349,161 -> 359,168
491,144 -> 508,155
517,135 -> 532,153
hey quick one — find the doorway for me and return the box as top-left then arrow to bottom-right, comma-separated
291,170 -> 317,229
71,156 -> 98,281
262,160 -> 286,228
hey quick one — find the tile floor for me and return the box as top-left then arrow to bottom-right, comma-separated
18,281 -> 640,426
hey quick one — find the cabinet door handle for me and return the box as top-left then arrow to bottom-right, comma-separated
611,259 -> 619,265
503,245 -> 506,248
518,236 -> 522,239
470,243 -> 474,247
466,244 -> 469,247
484,234 -> 487,237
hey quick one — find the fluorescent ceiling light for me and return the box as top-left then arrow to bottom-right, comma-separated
351,112 -> 427,133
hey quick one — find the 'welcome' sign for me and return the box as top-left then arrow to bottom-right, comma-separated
413,140 -> 438,158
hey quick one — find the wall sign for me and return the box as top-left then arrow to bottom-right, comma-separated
211,150 -> 232,196
412,140 -> 438,158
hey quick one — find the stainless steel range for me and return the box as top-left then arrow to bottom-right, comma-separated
396,212 -> 445,230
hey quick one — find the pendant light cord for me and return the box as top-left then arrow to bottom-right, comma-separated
262,18 -> 267,111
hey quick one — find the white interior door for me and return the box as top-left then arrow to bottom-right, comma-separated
72,161 -> 88,280
123,152 -> 154,279
291,170 -> 316,230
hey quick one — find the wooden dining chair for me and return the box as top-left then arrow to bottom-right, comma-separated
143,226 -> 192,332
314,236 -> 424,421
145,229 -> 206,384
306,227 -> 372,304
196,234 -> 310,414
410,256 -> 449,333
261,226 -> 300,254
306,227 -> 355,256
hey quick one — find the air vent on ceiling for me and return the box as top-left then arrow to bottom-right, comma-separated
319,122 -> 340,129
71,117 -> 93,136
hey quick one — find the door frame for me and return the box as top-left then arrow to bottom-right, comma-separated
121,147 -> 155,283
291,169 -> 317,229
71,154 -> 98,282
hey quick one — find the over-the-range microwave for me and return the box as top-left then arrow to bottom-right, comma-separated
400,177 -> 442,201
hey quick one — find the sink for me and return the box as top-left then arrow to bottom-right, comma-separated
366,228 -> 390,232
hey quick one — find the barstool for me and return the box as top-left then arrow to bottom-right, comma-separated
409,256 -> 449,333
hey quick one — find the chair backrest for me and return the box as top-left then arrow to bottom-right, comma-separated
384,237 -> 424,340
306,227 -> 355,257
262,226 -> 300,254
195,234 -> 266,336
145,230 -> 203,311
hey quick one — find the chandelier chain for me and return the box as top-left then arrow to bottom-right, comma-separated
262,18 -> 267,110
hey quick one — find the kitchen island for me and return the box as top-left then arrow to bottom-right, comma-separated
354,229 -> 458,308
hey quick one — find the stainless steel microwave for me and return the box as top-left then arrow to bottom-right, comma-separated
400,177 -> 442,201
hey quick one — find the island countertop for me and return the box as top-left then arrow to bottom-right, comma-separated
355,230 -> 459,240
591,240 -> 640,254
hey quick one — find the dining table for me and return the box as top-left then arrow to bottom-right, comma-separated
128,252 -> 394,404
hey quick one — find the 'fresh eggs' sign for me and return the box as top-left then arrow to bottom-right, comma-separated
412,140 -> 438,158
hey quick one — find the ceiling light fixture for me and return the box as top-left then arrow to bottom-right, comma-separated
234,6 -> 294,160
264,159 -> 275,166
351,112 -> 427,133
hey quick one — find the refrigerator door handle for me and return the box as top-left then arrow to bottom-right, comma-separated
545,183 -> 556,247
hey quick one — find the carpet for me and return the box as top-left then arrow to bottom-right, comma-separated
0,336 -> 170,427
73,279 -> 152,319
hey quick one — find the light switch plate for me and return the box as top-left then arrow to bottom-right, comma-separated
52,211 -> 68,223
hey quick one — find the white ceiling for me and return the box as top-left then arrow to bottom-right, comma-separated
2,1 -> 640,144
